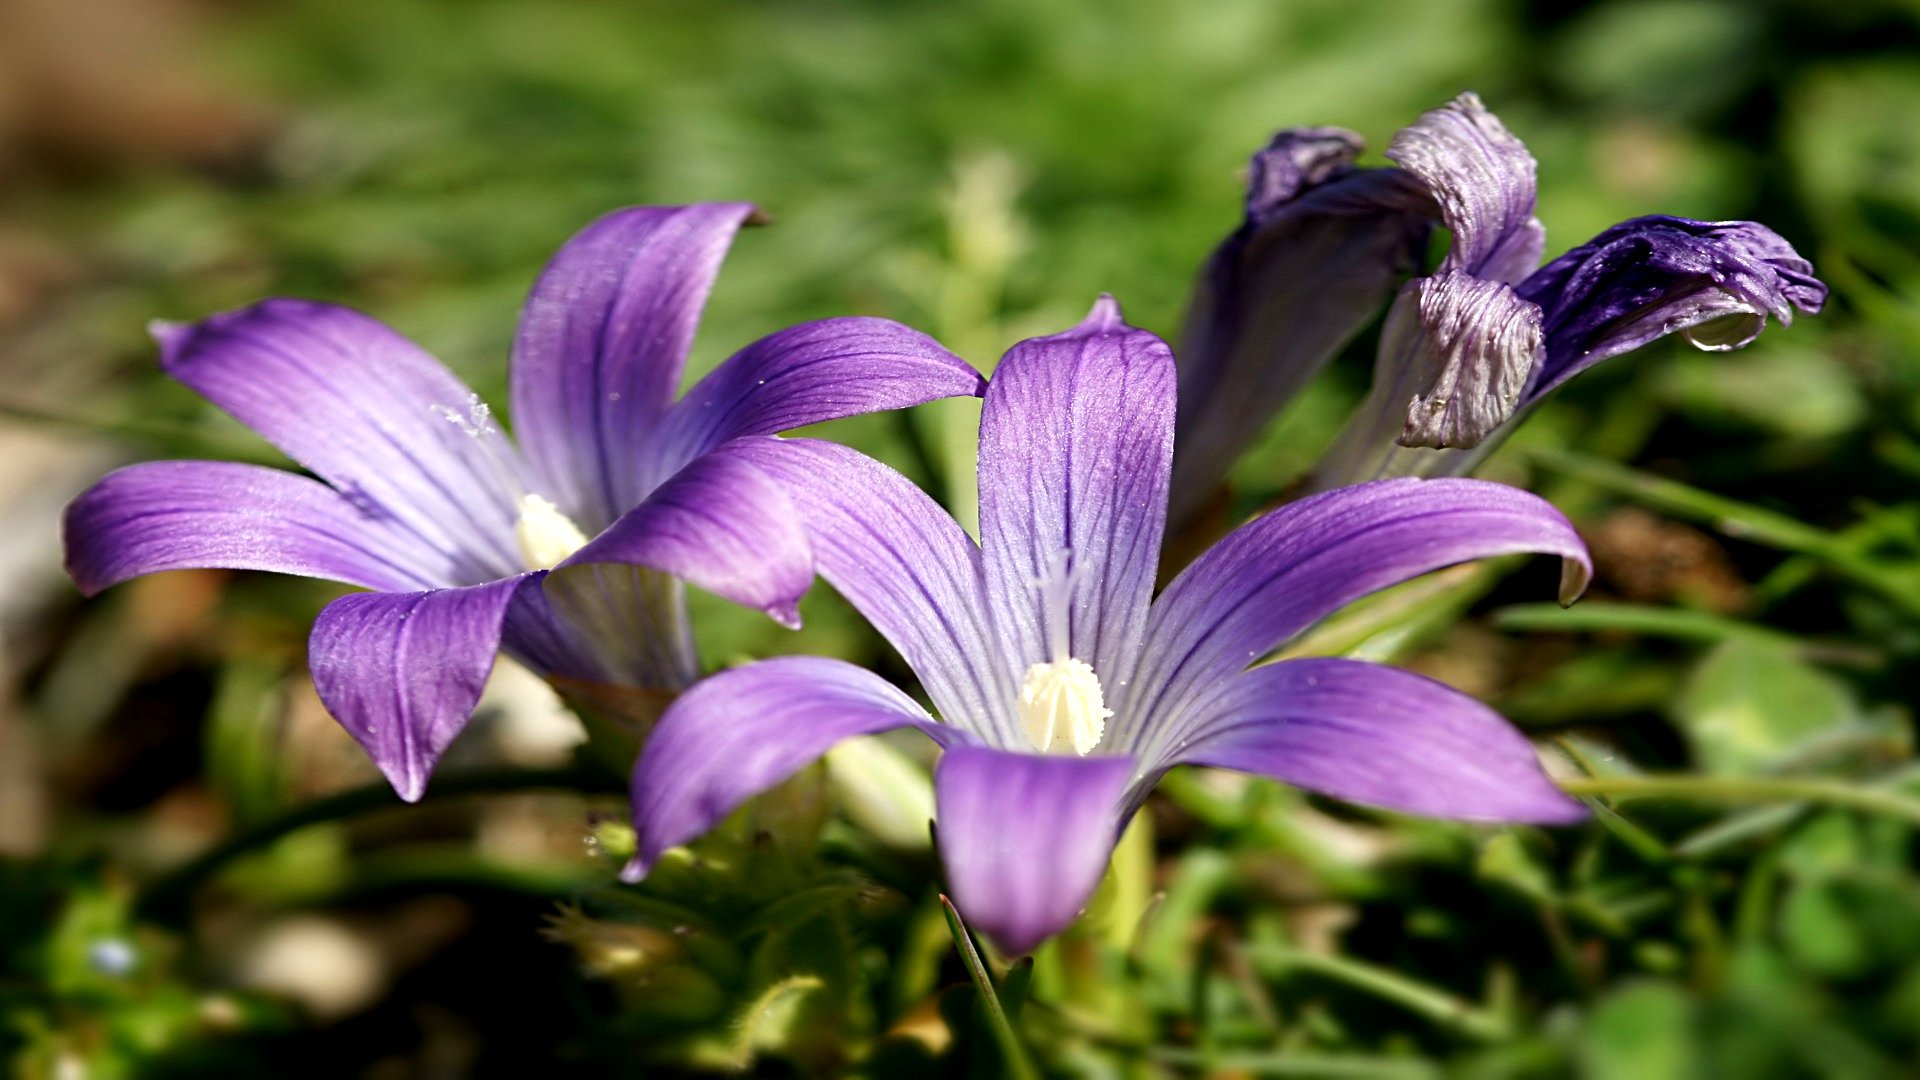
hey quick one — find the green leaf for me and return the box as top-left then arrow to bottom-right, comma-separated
1674,640 -> 1858,775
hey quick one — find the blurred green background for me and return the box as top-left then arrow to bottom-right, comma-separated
4,0 -> 1920,1075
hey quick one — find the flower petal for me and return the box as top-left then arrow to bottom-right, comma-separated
1394,271 -> 1543,450
1518,215 -> 1828,402
728,437 -> 1011,742
504,565 -> 699,691
509,203 -> 757,526
561,437 -> 812,628
622,656 -> 948,881
1175,658 -> 1585,823
978,297 -> 1174,692
1386,92 -> 1544,283
155,299 -> 523,581
1172,129 -> 1431,518
651,316 -> 985,477
935,745 -> 1135,955
308,575 -> 529,802
1125,478 -> 1589,755
64,461 -> 446,596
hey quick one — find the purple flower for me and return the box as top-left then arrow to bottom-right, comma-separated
622,296 -> 1591,955
1172,93 -> 1827,504
63,204 -> 984,801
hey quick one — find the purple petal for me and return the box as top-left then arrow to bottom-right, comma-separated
1173,130 -> 1432,518
502,566 -> 698,690
1394,271 -> 1543,450
1386,92 -> 1545,284
1124,478 -> 1589,754
651,316 -> 985,478
935,746 -> 1135,955
509,204 -> 757,526
623,656 -> 949,880
727,437 -> 1012,743
978,296 -> 1173,690
154,300 -> 522,582
562,437 -> 812,628
1176,658 -> 1585,824
1518,215 -> 1828,402
308,575 -> 529,801
64,461 -> 446,596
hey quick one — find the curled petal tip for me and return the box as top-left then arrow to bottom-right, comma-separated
766,602 -> 804,630
1559,556 -> 1593,607
388,769 -> 428,805
1079,293 -> 1128,333
1537,793 -> 1594,826
619,855 -> 651,884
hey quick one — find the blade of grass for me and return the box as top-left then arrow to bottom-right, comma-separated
940,895 -> 1039,1080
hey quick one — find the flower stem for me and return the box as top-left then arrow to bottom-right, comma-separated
940,895 -> 1039,1080
138,765 -> 622,922
1242,943 -> 1510,1041
1559,774 -> 1920,827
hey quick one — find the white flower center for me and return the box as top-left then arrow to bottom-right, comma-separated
1017,658 -> 1111,756
514,494 -> 589,570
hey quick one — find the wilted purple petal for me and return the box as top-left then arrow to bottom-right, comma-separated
1172,130 -> 1431,520
308,575 -> 529,801
509,203 -> 757,526
1124,478 -> 1589,754
154,300 -> 523,581
562,438 -> 812,628
1387,92 -> 1544,284
934,745 -> 1134,955
64,461 -> 445,596
729,437 -> 1012,743
1519,215 -> 1829,402
651,316 -> 985,478
1395,271 -> 1543,449
623,656 -> 951,881
979,296 -> 1173,688
1176,658 -> 1585,823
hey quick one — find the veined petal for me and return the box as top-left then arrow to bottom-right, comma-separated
1518,215 -> 1828,401
1127,478 -> 1589,756
509,203 -> 757,525
1395,271 -> 1543,449
561,437 -> 812,628
651,316 -> 985,478
935,746 -> 1135,955
728,437 -> 1012,743
978,297 -> 1174,696
1175,658 -> 1585,823
623,656 -> 949,881
64,461 -> 447,596
1387,92 -> 1545,283
155,300 -> 523,582
309,575 -> 529,802
504,565 -> 698,690
1172,130 -> 1431,518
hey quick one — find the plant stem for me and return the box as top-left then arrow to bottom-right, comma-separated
940,895 -> 1039,1080
1242,943 -> 1510,1041
1559,774 -> 1920,827
139,765 -> 622,921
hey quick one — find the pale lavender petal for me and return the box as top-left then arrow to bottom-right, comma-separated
1172,129 -> 1431,517
64,461 -> 447,596
1387,92 -> 1545,284
728,437 -> 1011,742
509,564 -> 699,691
308,575 -> 529,802
154,300 -> 523,582
651,316 -> 985,479
1394,271 -> 1543,449
562,438 -> 812,628
978,297 -> 1173,690
1175,658 -> 1585,823
935,746 -> 1135,955
1518,215 -> 1828,402
1124,478 -> 1589,755
622,656 -> 950,880
509,203 -> 757,526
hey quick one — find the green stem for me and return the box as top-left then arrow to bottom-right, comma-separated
139,765 -> 621,921
940,895 -> 1039,1080
1559,774 -> 1920,828
1242,943 -> 1510,1041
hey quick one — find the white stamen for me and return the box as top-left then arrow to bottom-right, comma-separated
1017,658 -> 1111,756
515,494 -> 589,570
